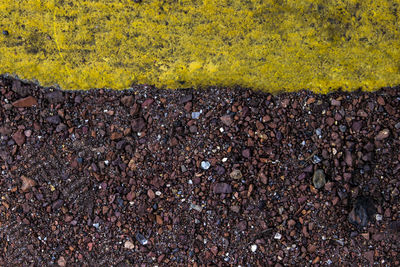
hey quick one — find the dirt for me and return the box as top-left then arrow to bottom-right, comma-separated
0,76 -> 399,266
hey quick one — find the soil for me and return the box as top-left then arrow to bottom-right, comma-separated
0,76 -> 399,266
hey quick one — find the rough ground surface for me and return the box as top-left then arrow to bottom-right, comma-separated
0,76 -> 399,266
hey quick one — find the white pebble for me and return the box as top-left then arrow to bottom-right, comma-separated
274,232 -> 282,240
250,244 -> 257,252
219,127 -> 224,132
155,191 -> 162,196
376,214 -> 383,221
222,157 -> 228,162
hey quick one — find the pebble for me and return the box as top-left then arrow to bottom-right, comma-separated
190,203 -> 203,212
21,176 -> 36,192
312,169 -> 326,189
124,240 -> 135,249
331,99 -> 341,106
201,161 -> 210,170
250,244 -> 257,252
47,115 -> 61,125
375,129 -> 390,140
12,96 -> 38,108
213,183 -> 232,194
312,155 -> 322,164
352,121 -> 363,132
120,95 -> 134,107
45,91 -> 64,103
274,232 -> 282,240
348,196 -> 376,228
229,169 -> 243,180
135,232 -> 148,245
220,115 -> 233,126
12,131 -> 25,146
395,122 -> 400,129
339,125 -> 347,132
315,128 -> 322,136
57,256 -> 67,267
191,111 -> 201,119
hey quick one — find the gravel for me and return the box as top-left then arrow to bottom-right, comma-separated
0,76 -> 399,266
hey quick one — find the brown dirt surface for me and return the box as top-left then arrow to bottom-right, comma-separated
1,76 -> 400,266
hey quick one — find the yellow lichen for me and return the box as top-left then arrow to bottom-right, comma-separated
0,0 -> 399,92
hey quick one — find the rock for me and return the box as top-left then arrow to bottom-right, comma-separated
191,111 -> 201,119
52,199 -> 64,211
131,118 -> 146,132
213,183 -> 232,194
121,95 -> 134,107
147,189 -> 155,199
331,99 -> 341,106
189,125 -> 197,133
351,121 -> 363,132
141,98 -> 154,109
201,161 -> 210,170
377,96 -> 385,105
312,169 -> 326,189
135,232 -> 148,245
21,176 -> 36,192
274,232 -> 282,240
111,132 -> 123,140
12,96 -> 38,108
230,205 -> 240,213
45,91 -> 64,103
250,244 -> 257,252
180,94 -> 192,104
220,115 -> 233,126
11,79 -> 30,96
344,151 -> 353,167
214,165 -> 225,175
230,169 -> 243,180
363,250 -> 374,265
375,129 -> 390,140
124,240 -> 135,249
47,115 -> 61,125
12,130 -> 25,146
56,123 -> 67,132
348,196 -> 376,228
57,256 -> 67,267
242,149 -> 251,159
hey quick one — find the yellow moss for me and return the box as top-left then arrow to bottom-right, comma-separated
1,0 -> 400,92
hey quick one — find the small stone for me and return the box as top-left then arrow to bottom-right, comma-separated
201,161 -> 210,170
52,199 -> 64,211
121,95 -> 134,107
124,240 -> 135,249
230,169 -> 243,180
213,183 -> 232,194
312,169 -> 326,189
57,256 -> 67,267
375,129 -> 390,141
315,128 -> 322,136
344,151 -> 353,167
189,125 -> 197,133
135,232 -> 148,245
230,205 -> 240,213
190,203 -> 203,212
250,244 -> 257,252
331,99 -> 341,106
111,132 -> 123,140
395,122 -> 400,129
12,131 -> 25,146
47,115 -> 61,125
45,91 -> 64,103
191,111 -> 201,119
339,125 -> 347,132
147,189 -> 155,199
56,123 -> 67,132
348,196 -> 376,228
21,176 -> 36,192
274,232 -> 282,240
210,246 -> 218,256
312,155 -> 322,164
242,149 -> 251,159
3,30 -> 9,36
12,96 -> 38,108
220,115 -> 233,126
141,98 -> 154,109
131,118 -> 146,132
363,250 -> 374,265
377,96 -> 385,105
352,121 -> 363,132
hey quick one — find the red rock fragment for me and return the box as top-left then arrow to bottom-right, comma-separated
12,96 -> 38,107
220,115 -> 233,126
21,176 -> 36,192
12,130 -> 25,146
